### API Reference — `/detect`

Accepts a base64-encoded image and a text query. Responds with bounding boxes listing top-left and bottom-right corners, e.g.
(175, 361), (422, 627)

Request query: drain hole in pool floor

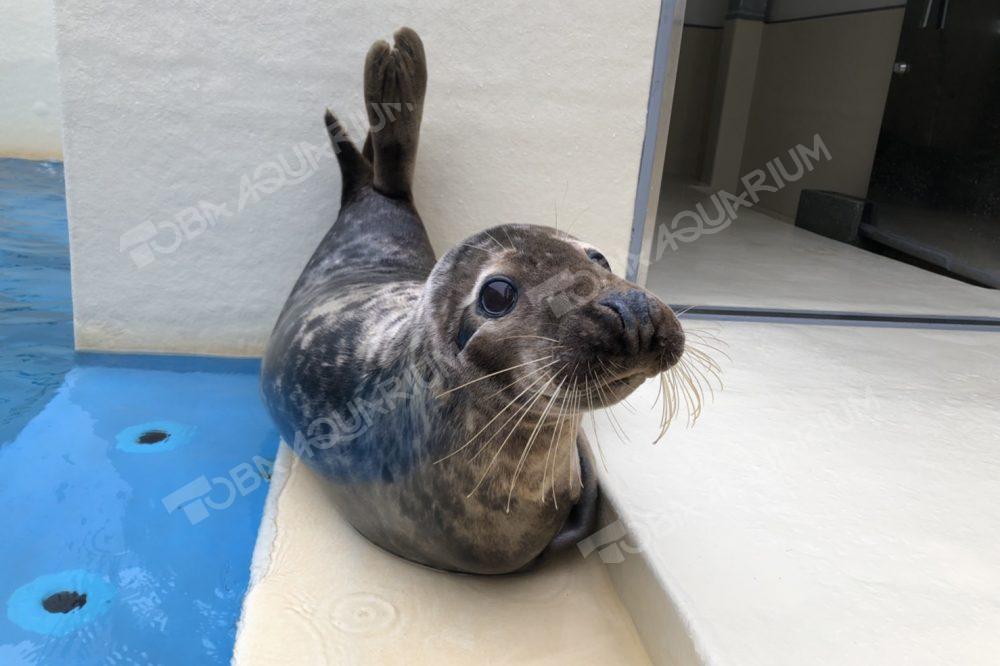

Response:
(42, 591), (88, 614)
(136, 429), (170, 445)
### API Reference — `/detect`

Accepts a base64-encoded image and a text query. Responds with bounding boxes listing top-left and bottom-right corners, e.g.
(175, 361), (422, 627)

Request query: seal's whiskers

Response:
(589, 366), (630, 444)
(436, 355), (554, 398)
(480, 359), (560, 402)
(541, 375), (574, 507)
(468, 381), (550, 463)
(550, 386), (578, 505)
(457, 242), (490, 253)
(684, 353), (716, 403)
(558, 202), (591, 237)
(598, 358), (637, 413)
(651, 331), (725, 442)
(506, 375), (566, 512)
(501, 227), (518, 251)
(673, 304), (699, 318)
(468, 376), (551, 463)
(541, 366), (579, 505)
(684, 328), (731, 361)
(482, 230), (509, 252)
(498, 334), (562, 343)
(686, 345), (726, 381)
(654, 370), (682, 442)
(585, 376), (610, 473)
(434, 369), (554, 464)
(467, 371), (560, 497)
(677, 359), (704, 426)
(567, 383), (584, 491)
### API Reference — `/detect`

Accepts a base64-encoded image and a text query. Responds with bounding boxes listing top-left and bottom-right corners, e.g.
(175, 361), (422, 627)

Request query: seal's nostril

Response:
(599, 291), (650, 332)
(598, 299), (627, 332)
(623, 290), (652, 324)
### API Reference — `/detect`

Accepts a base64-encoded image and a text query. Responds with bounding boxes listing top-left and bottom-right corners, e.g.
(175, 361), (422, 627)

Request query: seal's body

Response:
(262, 29), (685, 574)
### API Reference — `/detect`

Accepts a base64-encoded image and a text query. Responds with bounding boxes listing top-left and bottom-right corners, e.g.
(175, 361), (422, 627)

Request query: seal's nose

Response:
(596, 289), (685, 368)
(599, 289), (655, 356)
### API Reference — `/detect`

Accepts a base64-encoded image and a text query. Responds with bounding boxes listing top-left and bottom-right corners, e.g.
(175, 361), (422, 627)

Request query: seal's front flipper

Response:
(364, 27), (427, 200)
(545, 433), (600, 554)
(325, 109), (372, 205)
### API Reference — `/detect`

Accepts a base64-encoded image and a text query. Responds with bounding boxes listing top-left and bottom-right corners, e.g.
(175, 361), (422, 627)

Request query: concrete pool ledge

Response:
(235, 320), (1000, 664)
(584, 321), (1000, 665)
(233, 445), (652, 665)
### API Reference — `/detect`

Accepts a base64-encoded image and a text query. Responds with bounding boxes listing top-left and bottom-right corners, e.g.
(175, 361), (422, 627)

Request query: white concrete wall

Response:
(55, 0), (663, 356)
(1, 0), (63, 160)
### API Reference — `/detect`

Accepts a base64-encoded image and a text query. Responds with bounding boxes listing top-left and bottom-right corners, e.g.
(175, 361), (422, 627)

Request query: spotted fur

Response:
(261, 28), (684, 574)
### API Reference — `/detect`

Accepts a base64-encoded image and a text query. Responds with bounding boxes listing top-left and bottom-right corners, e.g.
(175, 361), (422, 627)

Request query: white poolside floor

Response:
(591, 321), (1000, 666)
(649, 180), (1000, 318)
(233, 446), (652, 665)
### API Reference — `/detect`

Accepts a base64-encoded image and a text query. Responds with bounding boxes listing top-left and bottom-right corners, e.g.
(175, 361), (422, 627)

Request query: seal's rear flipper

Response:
(364, 27), (427, 200)
(325, 109), (372, 205)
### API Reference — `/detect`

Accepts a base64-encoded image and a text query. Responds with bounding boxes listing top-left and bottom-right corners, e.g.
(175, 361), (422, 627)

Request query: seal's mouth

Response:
(545, 287), (687, 409)
(608, 370), (647, 389)
(570, 366), (652, 408)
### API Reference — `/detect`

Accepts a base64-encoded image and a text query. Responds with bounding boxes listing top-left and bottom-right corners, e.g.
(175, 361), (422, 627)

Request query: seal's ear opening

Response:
(324, 109), (372, 205)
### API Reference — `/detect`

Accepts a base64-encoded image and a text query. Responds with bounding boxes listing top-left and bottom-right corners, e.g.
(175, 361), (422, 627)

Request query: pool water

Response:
(0, 160), (73, 445)
(0, 159), (279, 664)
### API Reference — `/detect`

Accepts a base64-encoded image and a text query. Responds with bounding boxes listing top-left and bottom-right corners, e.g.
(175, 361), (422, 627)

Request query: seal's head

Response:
(422, 224), (685, 409)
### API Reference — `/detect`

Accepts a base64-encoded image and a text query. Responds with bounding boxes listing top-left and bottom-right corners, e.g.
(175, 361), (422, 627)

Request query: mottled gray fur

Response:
(261, 28), (684, 574)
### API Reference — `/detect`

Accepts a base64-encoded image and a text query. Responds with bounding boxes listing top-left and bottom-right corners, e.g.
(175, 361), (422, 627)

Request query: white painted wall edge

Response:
(632, 0), (688, 286)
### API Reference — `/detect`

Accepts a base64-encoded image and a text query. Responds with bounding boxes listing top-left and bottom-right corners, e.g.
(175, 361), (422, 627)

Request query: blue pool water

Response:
(0, 160), (74, 445)
(0, 159), (279, 664)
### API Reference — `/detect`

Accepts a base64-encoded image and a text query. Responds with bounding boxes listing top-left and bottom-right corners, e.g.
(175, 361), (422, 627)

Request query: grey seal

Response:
(261, 27), (686, 574)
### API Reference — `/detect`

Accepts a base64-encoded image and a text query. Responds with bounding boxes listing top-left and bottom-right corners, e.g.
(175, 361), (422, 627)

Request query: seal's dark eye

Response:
(587, 249), (611, 271)
(479, 277), (517, 317)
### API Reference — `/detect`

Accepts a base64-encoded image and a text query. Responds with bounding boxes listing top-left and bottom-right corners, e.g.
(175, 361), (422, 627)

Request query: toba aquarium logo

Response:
(655, 133), (833, 258)
(118, 203), (232, 268)
(161, 456), (273, 524)
(119, 103), (414, 268)
(577, 520), (643, 564)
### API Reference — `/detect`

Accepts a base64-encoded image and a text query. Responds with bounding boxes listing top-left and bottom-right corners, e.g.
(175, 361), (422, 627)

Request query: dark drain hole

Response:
(42, 590), (88, 614)
(136, 429), (169, 445)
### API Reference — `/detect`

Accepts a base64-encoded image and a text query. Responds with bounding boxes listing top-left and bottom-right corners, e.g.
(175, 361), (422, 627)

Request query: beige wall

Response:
(663, 26), (722, 180)
(740, 8), (904, 217)
(1, 0), (63, 160)
(56, 1), (663, 356)
(702, 19), (764, 191)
